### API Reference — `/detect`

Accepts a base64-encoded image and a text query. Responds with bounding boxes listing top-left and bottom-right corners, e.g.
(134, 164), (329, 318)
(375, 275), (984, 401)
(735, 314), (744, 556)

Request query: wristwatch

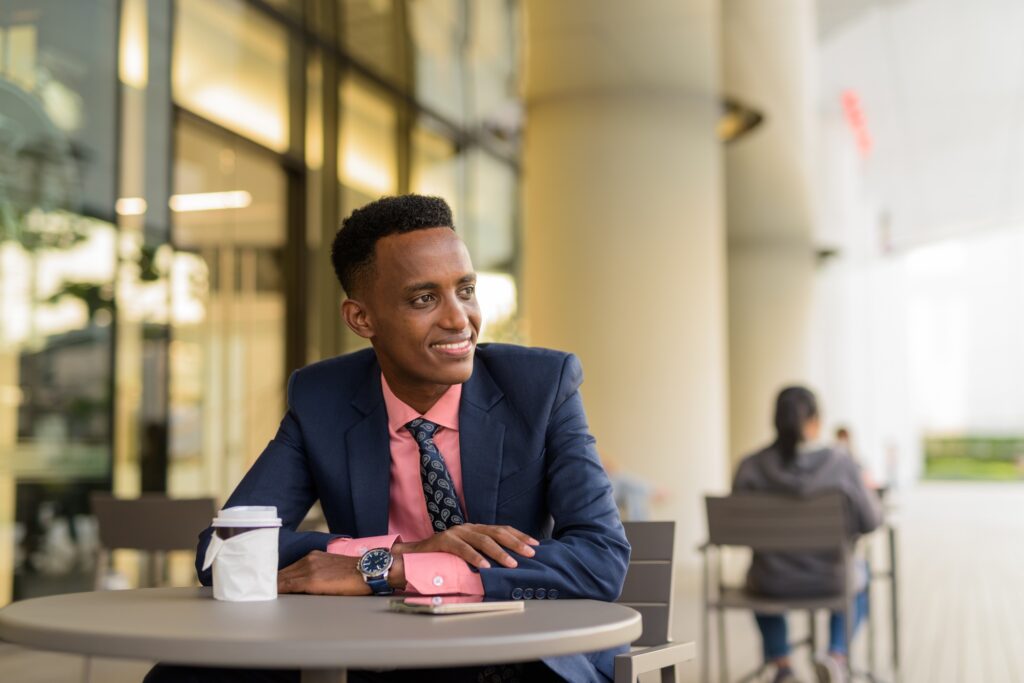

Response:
(357, 547), (395, 595)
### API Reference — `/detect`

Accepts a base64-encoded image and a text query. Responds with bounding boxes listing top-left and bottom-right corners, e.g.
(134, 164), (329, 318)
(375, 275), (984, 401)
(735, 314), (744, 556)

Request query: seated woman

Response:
(733, 386), (882, 683)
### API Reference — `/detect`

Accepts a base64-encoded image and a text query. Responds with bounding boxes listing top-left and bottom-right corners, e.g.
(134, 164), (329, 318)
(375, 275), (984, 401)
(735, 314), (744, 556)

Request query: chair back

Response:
(90, 493), (216, 552)
(704, 493), (848, 553)
(619, 521), (675, 646)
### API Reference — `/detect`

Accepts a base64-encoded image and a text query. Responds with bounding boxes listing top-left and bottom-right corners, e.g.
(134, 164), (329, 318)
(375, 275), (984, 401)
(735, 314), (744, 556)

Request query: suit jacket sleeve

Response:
(195, 371), (336, 586)
(478, 354), (631, 602)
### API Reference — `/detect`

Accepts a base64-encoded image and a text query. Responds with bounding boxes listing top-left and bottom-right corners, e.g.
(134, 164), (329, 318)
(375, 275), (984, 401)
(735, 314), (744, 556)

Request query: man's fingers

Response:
(494, 525), (540, 546)
(463, 530), (517, 568)
(492, 527), (537, 557)
(442, 535), (491, 569)
(467, 524), (537, 557)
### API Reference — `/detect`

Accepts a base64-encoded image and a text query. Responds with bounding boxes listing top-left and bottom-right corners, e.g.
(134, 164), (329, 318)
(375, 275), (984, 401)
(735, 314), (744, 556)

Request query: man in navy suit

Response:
(147, 195), (629, 683)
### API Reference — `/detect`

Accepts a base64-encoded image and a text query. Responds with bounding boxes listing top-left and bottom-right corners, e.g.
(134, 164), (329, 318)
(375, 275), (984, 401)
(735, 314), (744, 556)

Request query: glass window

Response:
(466, 0), (519, 134)
(411, 119), (463, 221)
(173, 0), (290, 152)
(465, 148), (515, 270)
(407, 0), (466, 123)
(0, 1), (118, 217)
(0, 0), (119, 603)
(339, 0), (405, 86)
(169, 119), (287, 500)
(261, 0), (304, 22)
(339, 77), (398, 198)
(305, 53), (327, 363)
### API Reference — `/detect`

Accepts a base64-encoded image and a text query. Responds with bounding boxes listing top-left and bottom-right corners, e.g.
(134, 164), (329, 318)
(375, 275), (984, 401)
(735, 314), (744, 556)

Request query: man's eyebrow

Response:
(458, 273), (477, 284)
(402, 281), (439, 295)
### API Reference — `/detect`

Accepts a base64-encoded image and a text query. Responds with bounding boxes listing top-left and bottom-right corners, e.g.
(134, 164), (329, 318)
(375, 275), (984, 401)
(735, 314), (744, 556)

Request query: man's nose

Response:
(439, 294), (470, 330)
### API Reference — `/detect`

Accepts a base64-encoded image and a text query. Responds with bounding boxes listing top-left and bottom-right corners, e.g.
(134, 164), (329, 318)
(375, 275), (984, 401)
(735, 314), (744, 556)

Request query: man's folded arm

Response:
(480, 354), (631, 602)
(195, 374), (336, 585)
(327, 536), (484, 595)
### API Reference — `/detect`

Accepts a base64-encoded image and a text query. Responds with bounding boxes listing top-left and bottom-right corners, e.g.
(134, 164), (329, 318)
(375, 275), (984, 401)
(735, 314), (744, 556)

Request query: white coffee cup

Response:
(203, 506), (282, 602)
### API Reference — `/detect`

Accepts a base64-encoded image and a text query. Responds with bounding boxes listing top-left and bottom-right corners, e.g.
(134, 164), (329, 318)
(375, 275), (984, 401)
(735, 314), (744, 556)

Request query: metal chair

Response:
(89, 493), (216, 589)
(700, 493), (862, 683)
(614, 521), (696, 683)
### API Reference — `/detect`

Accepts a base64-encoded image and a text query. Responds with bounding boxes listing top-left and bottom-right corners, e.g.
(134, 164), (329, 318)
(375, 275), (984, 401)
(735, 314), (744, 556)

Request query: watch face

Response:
(358, 548), (393, 578)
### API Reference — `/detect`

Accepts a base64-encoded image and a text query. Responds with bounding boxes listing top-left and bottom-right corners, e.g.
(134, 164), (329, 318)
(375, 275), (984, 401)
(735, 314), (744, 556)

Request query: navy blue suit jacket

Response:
(195, 343), (630, 682)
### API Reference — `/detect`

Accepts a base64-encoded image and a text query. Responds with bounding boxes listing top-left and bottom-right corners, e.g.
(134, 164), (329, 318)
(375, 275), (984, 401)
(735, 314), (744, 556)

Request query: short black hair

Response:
(331, 194), (455, 296)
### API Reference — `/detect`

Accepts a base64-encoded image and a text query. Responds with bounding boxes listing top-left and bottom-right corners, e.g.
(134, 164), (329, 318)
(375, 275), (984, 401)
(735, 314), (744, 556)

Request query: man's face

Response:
(359, 227), (481, 390)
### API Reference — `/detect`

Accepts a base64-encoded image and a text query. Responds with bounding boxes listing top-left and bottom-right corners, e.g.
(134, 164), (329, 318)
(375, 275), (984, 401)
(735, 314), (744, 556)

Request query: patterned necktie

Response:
(405, 418), (466, 532)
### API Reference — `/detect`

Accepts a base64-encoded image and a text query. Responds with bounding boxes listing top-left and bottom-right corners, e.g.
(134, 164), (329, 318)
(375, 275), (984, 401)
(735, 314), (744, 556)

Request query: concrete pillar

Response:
(521, 0), (729, 563)
(723, 0), (820, 461)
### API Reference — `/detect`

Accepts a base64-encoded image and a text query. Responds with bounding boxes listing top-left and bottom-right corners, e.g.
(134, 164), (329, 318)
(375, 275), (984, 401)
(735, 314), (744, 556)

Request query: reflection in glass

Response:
(1, 214), (116, 600)
(466, 0), (520, 136)
(173, 0), (290, 152)
(339, 78), (398, 197)
(170, 120), (286, 501)
(119, 0), (148, 89)
(340, 0), (404, 85)
(411, 120), (463, 221)
(408, 0), (466, 123)
(1, 1), (117, 216)
(305, 51), (331, 362)
(465, 149), (515, 270)
(0, 1), (119, 602)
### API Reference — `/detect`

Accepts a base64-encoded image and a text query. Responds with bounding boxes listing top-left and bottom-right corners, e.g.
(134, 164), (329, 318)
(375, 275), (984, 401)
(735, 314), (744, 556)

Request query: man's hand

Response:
(278, 551), (406, 595)
(394, 524), (539, 569)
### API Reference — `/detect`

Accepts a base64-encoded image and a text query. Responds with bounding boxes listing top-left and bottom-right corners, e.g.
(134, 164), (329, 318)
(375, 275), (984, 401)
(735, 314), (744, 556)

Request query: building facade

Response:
(0, 0), (522, 603)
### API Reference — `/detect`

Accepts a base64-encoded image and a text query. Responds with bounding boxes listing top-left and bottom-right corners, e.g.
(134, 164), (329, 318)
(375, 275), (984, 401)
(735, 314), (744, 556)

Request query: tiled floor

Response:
(672, 481), (1024, 683)
(0, 645), (153, 683)
(2, 482), (1022, 683)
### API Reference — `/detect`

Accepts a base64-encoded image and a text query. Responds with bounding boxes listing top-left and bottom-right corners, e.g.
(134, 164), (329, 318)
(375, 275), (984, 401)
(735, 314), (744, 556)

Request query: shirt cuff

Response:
(326, 534), (401, 557)
(404, 553), (485, 596)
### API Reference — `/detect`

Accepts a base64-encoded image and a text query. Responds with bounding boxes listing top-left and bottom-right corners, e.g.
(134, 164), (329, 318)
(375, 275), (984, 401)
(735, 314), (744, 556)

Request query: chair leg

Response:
(808, 610), (818, 657)
(701, 605), (711, 683)
(614, 654), (635, 683)
(867, 572), (876, 675)
(80, 655), (91, 683)
(889, 527), (900, 682)
(660, 663), (677, 683)
(93, 549), (108, 591)
(717, 608), (729, 683)
(701, 552), (711, 683)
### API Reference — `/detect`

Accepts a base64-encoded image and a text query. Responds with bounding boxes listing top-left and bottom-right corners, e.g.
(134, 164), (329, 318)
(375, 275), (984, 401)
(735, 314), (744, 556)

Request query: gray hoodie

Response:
(732, 444), (883, 597)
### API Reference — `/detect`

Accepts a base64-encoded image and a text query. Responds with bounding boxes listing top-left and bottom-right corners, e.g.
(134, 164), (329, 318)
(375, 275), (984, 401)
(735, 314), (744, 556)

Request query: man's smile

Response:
(430, 337), (475, 358)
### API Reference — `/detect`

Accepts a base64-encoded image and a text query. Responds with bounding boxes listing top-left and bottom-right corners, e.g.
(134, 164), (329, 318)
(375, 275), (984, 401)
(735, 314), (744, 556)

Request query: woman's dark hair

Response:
(773, 386), (818, 466)
(331, 194), (454, 296)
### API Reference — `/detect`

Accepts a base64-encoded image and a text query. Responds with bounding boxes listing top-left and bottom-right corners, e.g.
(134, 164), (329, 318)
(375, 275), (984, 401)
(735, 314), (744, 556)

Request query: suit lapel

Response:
(459, 356), (505, 525)
(345, 362), (391, 537)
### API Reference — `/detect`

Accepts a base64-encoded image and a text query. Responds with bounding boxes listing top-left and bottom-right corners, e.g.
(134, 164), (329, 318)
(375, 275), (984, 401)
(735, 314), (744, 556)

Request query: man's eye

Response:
(459, 286), (476, 299)
(413, 294), (436, 305)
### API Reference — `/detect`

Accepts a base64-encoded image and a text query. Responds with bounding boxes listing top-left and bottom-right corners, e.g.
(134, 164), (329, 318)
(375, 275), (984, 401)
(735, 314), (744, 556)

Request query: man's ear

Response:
(342, 298), (374, 339)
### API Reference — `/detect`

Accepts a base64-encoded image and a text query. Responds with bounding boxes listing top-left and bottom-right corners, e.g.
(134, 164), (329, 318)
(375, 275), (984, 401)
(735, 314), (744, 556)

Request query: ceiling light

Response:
(169, 191), (252, 213)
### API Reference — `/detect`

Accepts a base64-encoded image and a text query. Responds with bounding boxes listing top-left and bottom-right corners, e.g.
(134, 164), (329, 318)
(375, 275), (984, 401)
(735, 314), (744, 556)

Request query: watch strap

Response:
(365, 575), (394, 595)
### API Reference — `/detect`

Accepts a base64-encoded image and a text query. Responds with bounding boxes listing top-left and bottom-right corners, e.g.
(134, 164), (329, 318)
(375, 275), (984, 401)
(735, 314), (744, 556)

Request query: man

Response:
(147, 195), (629, 683)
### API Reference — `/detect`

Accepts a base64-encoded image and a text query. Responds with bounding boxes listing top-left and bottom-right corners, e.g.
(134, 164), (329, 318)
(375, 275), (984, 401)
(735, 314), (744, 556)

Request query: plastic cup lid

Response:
(212, 505), (282, 528)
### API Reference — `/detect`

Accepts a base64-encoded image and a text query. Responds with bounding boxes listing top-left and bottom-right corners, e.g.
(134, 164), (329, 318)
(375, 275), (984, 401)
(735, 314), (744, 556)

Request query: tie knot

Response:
(405, 418), (439, 444)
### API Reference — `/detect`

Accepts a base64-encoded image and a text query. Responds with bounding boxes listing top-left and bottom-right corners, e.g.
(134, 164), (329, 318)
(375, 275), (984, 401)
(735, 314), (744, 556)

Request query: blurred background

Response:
(1, 0), (1023, 681)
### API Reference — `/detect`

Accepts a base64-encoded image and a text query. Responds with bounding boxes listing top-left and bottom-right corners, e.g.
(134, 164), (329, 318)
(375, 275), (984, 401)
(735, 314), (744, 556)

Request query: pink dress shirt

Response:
(326, 374), (484, 596)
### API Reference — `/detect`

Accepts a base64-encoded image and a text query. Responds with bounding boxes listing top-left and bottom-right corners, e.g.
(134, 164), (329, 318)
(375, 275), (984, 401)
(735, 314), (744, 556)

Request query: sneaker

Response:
(813, 654), (847, 683)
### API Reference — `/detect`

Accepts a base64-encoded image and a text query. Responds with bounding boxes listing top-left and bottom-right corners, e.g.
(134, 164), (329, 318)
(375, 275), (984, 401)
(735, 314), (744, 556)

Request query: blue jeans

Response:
(754, 588), (869, 662)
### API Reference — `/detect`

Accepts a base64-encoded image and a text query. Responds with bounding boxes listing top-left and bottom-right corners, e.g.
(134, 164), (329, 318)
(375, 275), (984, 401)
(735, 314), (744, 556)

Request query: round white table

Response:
(0, 587), (642, 682)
